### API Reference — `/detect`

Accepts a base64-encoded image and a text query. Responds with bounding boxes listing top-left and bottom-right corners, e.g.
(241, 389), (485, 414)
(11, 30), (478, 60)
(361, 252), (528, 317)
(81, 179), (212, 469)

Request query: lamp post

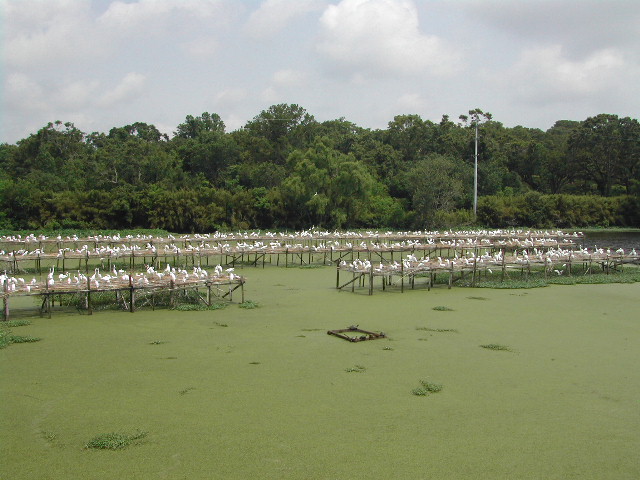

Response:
(460, 109), (490, 221)
(473, 120), (478, 218)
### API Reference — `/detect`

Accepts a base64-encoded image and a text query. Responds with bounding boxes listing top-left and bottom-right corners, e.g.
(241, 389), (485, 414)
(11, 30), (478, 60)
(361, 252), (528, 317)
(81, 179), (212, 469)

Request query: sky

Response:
(2, 0), (639, 144)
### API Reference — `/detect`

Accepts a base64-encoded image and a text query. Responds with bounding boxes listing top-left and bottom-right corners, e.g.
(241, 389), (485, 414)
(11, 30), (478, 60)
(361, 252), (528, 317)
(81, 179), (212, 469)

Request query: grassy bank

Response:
(1, 266), (639, 479)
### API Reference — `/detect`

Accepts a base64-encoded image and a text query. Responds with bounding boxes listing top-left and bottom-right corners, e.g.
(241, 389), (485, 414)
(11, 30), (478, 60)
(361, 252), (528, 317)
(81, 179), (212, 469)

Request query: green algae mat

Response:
(2, 267), (639, 479)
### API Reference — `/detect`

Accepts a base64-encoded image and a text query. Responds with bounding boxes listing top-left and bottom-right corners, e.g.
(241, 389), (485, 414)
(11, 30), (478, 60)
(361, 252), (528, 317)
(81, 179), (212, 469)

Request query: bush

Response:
(477, 194), (635, 228)
(85, 431), (147, 450)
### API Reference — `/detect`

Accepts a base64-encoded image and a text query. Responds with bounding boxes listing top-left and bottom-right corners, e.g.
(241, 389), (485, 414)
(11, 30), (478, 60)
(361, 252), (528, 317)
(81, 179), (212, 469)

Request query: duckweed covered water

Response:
(1, 266), (639, 479)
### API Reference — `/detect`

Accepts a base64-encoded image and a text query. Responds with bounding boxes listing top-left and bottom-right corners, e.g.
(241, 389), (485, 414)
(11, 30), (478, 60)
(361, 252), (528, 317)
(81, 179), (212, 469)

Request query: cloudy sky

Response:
(2, 0), (639, 143)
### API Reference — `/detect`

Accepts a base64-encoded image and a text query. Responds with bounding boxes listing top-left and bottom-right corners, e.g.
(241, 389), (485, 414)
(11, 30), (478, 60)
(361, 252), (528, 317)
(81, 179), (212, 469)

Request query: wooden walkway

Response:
(1, 237), (581, 274)
(1, 266), (245, 320)
(0, 229), (584, 248)
(336, 247), (640, 294)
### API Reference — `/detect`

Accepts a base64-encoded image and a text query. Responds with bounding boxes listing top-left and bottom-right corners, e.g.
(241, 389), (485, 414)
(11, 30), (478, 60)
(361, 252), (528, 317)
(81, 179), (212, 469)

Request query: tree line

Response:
(1, 105), (638, 232)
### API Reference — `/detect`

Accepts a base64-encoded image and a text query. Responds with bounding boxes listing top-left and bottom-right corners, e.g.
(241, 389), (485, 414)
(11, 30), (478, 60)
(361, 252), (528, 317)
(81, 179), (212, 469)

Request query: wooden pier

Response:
(336, 247), (640, 294)
(1, 267), (245, 321)
(1, 230), (582, 274)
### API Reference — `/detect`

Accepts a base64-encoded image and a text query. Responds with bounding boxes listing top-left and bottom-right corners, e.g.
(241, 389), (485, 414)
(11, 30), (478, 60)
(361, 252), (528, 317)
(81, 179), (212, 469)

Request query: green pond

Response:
(2, 266), (639, 479)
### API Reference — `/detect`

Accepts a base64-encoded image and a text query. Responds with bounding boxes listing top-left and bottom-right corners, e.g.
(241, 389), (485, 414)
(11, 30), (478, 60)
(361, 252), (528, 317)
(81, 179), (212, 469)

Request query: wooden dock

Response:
(336, 247), (640, 294)
(1, 232), (582, 274)
(1, 266), (245, 321)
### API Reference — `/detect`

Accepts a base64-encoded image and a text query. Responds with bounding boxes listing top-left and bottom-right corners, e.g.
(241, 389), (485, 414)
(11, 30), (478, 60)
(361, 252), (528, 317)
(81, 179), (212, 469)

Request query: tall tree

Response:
(540, 120), (580, 193)
(281, 138), (376, 228)
(8, 121), (88, 180)
(407, 153), (471, 226)
(174, 112), (226, 139)
(242, 104), (316, 164)
(568, 114), (640, 196)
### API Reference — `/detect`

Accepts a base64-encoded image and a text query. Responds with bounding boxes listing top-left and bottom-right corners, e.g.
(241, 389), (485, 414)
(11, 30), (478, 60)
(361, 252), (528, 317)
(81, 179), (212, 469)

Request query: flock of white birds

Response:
(2, 229), (637, 297)
(1, 230), (582, 263)
(340, 246), (638, 277)
(0, 264), (240, 295)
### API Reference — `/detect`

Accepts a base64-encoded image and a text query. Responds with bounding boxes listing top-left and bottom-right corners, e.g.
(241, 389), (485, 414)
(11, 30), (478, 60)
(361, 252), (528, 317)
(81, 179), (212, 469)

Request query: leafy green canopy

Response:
(1, 107), (637, 231)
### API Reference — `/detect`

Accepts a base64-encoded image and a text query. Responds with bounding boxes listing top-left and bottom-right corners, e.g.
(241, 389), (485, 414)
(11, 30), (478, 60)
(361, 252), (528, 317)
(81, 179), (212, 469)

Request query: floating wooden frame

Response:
(327, 325), (386, 342)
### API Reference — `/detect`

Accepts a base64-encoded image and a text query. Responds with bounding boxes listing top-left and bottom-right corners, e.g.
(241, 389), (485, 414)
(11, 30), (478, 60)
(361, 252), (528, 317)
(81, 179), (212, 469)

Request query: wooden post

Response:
(368, 265), (373, 295)
(129, 275), (135, 313)
(87, 276), (92, 315)
(472, 251), (478, 287)
(400, 262), (404, 293)
(2, 280), (8, 321)
(336, 265), (340, 289)
(567, 254), (572, 275)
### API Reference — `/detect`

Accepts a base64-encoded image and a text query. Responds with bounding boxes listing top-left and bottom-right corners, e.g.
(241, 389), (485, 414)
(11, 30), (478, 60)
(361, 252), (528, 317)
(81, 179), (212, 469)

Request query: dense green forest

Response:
(1, 105), (639, 231)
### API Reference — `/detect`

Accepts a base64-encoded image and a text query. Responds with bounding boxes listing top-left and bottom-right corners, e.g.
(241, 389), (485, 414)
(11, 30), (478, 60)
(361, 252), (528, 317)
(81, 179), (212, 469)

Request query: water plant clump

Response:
(480, 344), (512, 351)
(84, 431), (148, 450)
(173, 302), (228, 311)
(412, 380), (443, 396)
(0, 327), (41, 349)
(239, 300), (260, 309)
(8, 335), (41, 344)
(5, 320), (31, 327)
(432, 306), (454, 311)
(345, 365), (366, 373)
(416, 327), (458, 333)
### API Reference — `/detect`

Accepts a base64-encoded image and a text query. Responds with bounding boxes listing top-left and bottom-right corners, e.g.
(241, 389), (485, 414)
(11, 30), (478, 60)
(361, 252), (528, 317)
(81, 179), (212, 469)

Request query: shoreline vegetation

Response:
(1, 110), (638, 232)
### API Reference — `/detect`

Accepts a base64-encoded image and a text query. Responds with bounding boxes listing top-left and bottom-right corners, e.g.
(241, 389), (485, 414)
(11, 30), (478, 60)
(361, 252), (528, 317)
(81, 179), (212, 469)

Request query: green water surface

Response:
(1, 266), (639, 479)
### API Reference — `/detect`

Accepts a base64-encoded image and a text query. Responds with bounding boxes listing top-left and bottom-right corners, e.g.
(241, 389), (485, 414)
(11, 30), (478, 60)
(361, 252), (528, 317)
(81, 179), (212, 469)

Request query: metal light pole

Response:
(473, 120), (478, 218)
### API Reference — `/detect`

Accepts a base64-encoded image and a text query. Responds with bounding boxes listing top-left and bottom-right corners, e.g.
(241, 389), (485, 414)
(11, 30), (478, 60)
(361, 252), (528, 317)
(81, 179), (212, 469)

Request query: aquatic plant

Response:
(412, 380), (443, 396)
(85, 431), (148, 450)
(480, 344), (512, 351)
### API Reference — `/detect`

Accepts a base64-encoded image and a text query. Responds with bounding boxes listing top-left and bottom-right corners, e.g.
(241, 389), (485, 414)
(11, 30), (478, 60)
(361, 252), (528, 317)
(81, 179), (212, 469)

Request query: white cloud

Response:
(4, 0), (104, 69)
(2, 0), (638, 144)
(4, 73), (47, 111)
(223, 113), (247, 132)
(396, 93), (426, 112)
(466, 0), (640, 58)
(272, 69), (307, 88)
(183, 37), (219, 59)
(260, 86), (280, 104)
(97, 0), (226, 33)
(54, 80), (101, 110)
(245, 0), (323, 38)
(215, 88), (248, 107)
(506, 46), (627, 104)
(97, 0), (173, 32)
(97, 72), (147, 107)
(317, 0), (461, 77)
